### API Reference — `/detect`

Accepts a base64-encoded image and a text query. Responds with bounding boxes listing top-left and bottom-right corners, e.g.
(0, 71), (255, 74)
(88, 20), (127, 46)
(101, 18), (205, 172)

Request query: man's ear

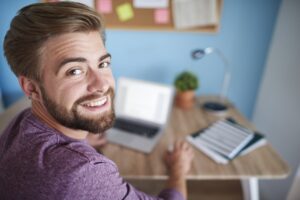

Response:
(18, 76), (41, 101)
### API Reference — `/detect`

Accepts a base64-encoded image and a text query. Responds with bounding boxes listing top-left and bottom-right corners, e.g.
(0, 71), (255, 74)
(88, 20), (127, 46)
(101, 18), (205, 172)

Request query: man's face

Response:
(39, 31), (115, 133)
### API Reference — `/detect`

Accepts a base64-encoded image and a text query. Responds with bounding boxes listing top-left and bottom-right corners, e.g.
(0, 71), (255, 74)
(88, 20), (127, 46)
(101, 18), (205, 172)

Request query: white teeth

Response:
(83, 97), (107, 107)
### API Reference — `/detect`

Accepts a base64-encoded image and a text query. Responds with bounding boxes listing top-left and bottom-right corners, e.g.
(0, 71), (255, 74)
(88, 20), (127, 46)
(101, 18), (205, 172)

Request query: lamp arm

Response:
(213, 48), (231, 99)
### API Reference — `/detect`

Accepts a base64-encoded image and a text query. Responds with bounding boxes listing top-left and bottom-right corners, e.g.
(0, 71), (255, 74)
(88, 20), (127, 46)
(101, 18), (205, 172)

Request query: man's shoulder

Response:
(0, 107), (31, 135)
(55, 141), (115, 167)
(1, 106), (116, 171)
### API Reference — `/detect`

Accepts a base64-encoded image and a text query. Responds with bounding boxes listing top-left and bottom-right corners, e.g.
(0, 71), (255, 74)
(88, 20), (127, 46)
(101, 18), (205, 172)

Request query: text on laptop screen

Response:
(116, 78), (174, 125)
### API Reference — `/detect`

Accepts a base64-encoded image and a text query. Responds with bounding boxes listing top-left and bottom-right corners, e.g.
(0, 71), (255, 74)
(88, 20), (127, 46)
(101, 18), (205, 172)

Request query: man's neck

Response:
(31, 100), (88, 140)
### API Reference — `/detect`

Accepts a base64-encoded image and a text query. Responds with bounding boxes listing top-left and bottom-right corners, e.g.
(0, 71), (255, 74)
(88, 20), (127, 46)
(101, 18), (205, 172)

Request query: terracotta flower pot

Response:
(175, 90), (195, 109)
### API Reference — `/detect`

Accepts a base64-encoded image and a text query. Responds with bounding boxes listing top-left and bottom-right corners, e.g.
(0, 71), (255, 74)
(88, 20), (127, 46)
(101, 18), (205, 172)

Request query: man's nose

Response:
(87, 69), (109, 94)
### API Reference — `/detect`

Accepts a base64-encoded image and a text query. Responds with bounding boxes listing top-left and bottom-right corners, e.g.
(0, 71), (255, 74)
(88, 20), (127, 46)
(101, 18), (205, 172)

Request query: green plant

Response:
(174, 71), (199, 92)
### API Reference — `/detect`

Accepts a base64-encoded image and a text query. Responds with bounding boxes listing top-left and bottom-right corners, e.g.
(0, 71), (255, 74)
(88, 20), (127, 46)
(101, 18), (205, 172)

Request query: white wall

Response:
(252, 0), (300, 199)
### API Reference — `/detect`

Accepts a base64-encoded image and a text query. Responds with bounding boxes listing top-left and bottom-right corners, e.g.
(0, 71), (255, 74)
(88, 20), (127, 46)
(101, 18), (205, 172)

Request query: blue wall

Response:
(0, 0), (37, 107)
(0, 0), (281, 119)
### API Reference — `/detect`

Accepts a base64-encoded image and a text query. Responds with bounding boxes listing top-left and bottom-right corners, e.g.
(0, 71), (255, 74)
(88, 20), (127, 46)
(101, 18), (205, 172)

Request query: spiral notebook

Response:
(187, 119), (261, 164)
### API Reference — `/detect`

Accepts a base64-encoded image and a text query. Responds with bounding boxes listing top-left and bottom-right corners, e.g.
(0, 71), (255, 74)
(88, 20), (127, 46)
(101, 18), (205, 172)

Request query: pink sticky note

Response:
(96, 0), (112, 14)
(154, 9), (169, 24)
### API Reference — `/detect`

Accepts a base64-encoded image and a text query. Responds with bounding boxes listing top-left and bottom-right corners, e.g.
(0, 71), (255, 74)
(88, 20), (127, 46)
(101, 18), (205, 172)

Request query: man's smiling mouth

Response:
(80, 96), (108, 107)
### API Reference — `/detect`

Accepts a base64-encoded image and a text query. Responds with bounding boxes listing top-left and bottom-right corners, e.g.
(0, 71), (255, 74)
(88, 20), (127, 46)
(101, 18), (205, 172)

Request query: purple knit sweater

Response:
(0, 108), (184, 200)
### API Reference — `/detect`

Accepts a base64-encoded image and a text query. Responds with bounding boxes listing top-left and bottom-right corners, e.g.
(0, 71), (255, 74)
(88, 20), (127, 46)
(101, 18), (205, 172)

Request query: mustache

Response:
(75, 87), (114, 105)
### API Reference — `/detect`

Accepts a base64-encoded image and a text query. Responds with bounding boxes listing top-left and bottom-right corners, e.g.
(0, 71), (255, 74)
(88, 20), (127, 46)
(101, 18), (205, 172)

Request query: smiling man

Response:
(0, 2), (193, 200)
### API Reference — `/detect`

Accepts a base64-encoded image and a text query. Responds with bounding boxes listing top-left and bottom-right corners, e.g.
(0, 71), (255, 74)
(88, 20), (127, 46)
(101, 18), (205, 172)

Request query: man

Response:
(0, 2), (194, 200)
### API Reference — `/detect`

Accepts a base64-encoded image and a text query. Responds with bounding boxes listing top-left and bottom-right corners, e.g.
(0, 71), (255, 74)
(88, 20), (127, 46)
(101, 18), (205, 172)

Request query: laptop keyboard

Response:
(113, 118), (159, 138)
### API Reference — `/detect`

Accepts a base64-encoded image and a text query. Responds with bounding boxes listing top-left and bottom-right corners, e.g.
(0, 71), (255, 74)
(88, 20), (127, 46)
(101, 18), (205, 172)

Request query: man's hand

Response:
(165, 140), (194, 199)
(166, 140), (194, 176)
(86, 132), (107, 149)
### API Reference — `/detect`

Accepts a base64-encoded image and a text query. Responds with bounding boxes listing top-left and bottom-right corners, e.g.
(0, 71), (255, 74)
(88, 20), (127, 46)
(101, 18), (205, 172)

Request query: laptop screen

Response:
(115, 78), (174, 125)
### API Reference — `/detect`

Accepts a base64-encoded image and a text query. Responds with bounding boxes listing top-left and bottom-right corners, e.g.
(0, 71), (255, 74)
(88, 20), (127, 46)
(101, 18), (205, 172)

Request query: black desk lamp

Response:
(191, 47), (231, 113)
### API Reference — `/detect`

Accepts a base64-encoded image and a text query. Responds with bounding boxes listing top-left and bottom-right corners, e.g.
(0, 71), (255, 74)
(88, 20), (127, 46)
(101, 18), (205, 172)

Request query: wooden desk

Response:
(102, 96), (289, 200)
(0, 97), (289, 200)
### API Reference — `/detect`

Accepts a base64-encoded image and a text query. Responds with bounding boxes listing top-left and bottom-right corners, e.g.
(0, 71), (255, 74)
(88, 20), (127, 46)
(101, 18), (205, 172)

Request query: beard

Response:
(40, 86), (115, 134)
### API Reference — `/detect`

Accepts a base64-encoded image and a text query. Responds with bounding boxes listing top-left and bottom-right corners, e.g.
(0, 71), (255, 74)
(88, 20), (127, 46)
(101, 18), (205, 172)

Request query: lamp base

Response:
(202, 102), (228, 113)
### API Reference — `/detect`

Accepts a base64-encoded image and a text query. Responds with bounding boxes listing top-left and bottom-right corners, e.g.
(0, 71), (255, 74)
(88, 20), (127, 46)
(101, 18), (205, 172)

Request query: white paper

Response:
(133, 0), (168, 9)
(172, 0), (218, 29)
(123, 86), (160, 123)
(117, 79), (173, 124)
(65, 0), (94, 9)
(187, 136), (228, 164)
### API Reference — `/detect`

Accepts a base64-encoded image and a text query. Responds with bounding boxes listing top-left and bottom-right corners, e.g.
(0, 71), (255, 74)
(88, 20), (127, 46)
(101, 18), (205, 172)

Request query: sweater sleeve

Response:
(63, 156), (184, 200)
(130, 184), (185, 200)
(158, 188), (185, 200)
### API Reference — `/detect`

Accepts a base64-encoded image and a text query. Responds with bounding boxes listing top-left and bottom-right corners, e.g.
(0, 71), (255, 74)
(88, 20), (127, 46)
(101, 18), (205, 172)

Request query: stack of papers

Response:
(187, 119), (266, 164)
(172, 0), (218, 29)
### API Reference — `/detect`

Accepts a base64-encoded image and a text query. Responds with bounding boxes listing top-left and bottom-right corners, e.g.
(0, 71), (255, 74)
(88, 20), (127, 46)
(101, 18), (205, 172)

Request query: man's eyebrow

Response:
(100, 53), (111, 62)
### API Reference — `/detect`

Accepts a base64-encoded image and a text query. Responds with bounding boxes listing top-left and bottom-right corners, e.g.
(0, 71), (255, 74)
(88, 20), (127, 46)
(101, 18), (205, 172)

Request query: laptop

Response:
(107, 77), (174, 153)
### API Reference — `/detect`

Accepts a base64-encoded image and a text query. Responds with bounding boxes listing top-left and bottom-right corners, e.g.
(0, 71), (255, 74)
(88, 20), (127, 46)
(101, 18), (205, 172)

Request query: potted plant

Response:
(174, 71), (199, 109)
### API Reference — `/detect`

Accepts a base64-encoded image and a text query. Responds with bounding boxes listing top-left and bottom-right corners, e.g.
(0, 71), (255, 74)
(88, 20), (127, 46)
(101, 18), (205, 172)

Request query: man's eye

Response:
(68, 69), (83, 76)
(99, 62), (111, 69)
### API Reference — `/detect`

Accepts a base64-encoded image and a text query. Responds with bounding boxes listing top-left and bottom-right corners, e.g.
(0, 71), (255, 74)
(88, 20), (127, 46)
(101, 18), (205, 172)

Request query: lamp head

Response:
(191, 47), (214, 60)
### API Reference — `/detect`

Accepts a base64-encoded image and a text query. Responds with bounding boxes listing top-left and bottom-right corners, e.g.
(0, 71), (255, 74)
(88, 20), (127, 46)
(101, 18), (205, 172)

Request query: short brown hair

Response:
(4, 2), (106, 81)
